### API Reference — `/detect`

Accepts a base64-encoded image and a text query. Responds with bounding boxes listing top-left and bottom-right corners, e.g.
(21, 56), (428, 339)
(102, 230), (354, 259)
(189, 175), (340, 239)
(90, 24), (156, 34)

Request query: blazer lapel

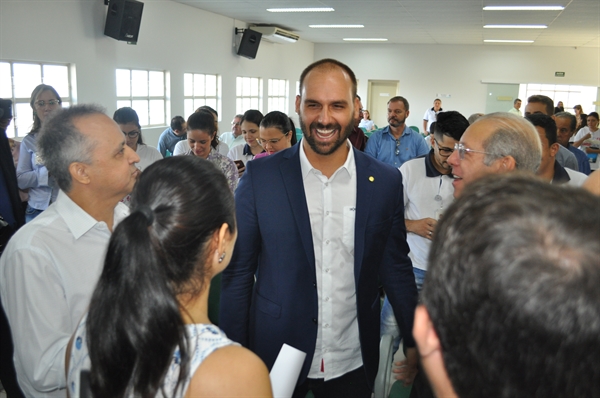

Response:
(280, 146), (316, 272)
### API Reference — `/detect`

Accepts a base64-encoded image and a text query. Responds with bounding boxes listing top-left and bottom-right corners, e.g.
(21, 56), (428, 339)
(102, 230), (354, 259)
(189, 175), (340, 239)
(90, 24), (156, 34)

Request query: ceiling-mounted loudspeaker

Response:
(104, 0), (144, 45)
(236, 28), (262, 59)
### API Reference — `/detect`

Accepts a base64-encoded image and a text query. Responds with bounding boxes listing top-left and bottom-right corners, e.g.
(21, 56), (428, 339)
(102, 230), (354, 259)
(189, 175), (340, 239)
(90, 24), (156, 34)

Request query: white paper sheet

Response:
(269, 343), (307, 398)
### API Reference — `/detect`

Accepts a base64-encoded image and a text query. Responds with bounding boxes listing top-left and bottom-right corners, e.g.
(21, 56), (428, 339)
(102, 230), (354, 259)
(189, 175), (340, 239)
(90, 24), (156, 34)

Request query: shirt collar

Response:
(54, 190), (123, 239)
(383, 125), (412, 138)
(299, 140), (355, 180)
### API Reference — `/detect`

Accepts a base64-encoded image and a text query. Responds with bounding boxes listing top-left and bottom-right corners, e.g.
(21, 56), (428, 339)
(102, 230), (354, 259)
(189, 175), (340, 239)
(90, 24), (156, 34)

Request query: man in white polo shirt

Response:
(422, 98), (443, 135)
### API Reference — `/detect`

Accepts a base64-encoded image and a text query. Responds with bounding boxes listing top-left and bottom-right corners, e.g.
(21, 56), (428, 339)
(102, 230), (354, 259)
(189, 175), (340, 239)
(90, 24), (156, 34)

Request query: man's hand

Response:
(392, 347), (418, 386)
(406, 218), (437, 240)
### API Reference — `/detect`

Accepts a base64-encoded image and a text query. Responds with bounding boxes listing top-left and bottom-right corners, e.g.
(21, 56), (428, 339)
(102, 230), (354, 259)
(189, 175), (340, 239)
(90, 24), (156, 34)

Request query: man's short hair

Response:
(423, 173), (600, 397)
(433, 111), (469, 142)
(467, 113), (484, 125)
(299, 58), (357, 99)
(170, 116), (185, 131)
(38, 104), (103, 192)
(474, 112), (541, 173)
(554, 112), (577, 133)
(387, 96), (409, 111)
(526, 113), (557, 146)
(527, 94), (554, 115)
(514, 98), (521, 105)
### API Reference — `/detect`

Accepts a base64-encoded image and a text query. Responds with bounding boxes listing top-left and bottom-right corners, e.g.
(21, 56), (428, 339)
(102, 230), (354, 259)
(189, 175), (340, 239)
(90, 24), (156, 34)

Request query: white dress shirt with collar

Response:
(0, 190), (128, 397)
(299, 141), (362, 380)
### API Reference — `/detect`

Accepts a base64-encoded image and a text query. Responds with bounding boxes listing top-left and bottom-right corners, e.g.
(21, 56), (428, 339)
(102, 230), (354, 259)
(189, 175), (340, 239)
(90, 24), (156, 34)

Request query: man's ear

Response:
(295, 95), (301, 114)
(69, 162), (91, 186)
(549, 142), (559, 158)
(495, 155), (517, 173)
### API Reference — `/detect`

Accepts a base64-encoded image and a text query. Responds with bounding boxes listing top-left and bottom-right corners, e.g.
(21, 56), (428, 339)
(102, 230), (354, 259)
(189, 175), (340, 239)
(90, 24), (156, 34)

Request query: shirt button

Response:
(313, 282), (317, 288)
(325, 240), (330, 244)
(312, 318), (317, 324)
(326, 211), (329, 215)
(325, 182), (328, 186)
(326, 268), (330, 273)
(325, 297), (329, 301)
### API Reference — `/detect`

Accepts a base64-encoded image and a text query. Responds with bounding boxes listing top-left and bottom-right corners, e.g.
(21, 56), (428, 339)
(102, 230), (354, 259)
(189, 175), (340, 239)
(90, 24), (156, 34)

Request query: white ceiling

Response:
(174, 0), (600, 47)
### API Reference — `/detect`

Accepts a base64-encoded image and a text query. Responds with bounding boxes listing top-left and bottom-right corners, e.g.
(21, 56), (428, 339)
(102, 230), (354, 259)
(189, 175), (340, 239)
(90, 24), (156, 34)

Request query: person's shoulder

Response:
(186, 345), (271, 398)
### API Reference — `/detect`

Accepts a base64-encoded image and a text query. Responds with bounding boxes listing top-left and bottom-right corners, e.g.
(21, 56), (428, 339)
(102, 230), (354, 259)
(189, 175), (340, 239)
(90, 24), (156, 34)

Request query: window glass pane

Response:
(116, 69), (131, 97)
(117, 100), (131, 110)
(15, 103), (33, 135)
(131, 70), (148, 97)
(250, 78), (259, 96)
(268, 79), (273, 95)
(0, 62), (12, 98)
(132, 100), (149, 126)
(43, 65), (69, 96)
(206, 75), (216, 96)
(243, 78), (250, 96)
(6, 122), (15, 139)
(250, 98), (258, 109)
(14, 63), (41, 98)
(242, 98), (251, 113)
(194, 75), (205, 96)
(184, 73), (193, 97)
(194, 98), (205, 110)
(184, 99), (194, 119)
(206, 98), (217, 110)
(149, 100), (164, 125)
(61, 102), (70, 108)
(149, 71), (164, 96)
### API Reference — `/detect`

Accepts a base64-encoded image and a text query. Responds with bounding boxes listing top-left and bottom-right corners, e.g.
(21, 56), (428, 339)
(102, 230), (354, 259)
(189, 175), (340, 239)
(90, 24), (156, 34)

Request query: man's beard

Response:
(299, 117), (354, 156)
(388, 116), (405, 128)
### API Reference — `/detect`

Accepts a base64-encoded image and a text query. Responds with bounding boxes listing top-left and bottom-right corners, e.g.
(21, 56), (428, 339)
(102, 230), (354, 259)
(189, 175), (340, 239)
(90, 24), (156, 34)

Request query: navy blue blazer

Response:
(220, 143), (417, 388)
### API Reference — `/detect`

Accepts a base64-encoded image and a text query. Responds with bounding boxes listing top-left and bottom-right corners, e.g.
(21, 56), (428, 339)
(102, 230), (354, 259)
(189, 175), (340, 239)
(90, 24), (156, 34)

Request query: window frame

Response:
(183, 72), (222, 121)
(236, 76), (263, 115)
(115, 68), (168, 128)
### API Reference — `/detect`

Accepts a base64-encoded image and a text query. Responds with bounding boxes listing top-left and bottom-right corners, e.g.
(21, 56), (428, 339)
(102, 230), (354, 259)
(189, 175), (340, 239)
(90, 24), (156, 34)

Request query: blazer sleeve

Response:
(219, 160), (261, 346)
(379, 170), (418, 348)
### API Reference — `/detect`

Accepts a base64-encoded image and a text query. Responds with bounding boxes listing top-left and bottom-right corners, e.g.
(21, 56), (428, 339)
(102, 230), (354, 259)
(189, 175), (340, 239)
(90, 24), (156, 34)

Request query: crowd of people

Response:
(0, 59), (599, 398)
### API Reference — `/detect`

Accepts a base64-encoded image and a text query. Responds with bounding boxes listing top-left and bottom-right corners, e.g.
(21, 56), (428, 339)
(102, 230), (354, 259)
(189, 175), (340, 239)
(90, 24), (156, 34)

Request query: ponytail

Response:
(87, 209), (189, 397)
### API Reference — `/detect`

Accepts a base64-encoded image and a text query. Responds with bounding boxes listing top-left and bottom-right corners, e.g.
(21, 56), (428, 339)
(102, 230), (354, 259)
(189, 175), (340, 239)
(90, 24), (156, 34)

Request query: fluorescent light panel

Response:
(267, 7), (334, 12)
(484, 24), (547, 28)
(310, 24), (364, 28)
(343, 38), (388, 42)
(484, 39), (534, 43)
(483, 6), (564, 11)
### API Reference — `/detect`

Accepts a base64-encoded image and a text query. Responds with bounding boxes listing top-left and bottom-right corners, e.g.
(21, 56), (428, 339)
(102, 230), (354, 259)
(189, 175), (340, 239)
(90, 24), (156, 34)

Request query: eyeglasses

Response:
(258, 132), (289, 146)
(232, 122), (241, 126)
(122, 130), (140, 138)
(434, 139), (454, 156)
(454, 143), (493, 160)
(395, 139), (400, 156)
(34, 99), (60, 107)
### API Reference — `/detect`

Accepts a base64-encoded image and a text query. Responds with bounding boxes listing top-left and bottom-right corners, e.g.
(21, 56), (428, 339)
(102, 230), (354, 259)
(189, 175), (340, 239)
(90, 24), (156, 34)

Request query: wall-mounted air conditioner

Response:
(251, 26), (299, 44)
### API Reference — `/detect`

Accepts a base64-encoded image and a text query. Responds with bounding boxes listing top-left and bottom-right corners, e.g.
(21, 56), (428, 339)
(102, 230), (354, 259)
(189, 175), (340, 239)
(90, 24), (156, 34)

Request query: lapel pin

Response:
(369, 176), (374, 182)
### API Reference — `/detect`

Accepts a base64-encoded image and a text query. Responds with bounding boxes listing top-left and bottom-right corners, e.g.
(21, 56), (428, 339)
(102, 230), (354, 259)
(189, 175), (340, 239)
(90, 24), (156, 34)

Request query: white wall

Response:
(0, 0), (314, 145)
(315, 43), (600, 127)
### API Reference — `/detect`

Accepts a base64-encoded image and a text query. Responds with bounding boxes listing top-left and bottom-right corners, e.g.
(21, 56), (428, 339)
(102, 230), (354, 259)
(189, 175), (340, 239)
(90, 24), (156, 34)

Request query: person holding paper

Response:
(220, 59), (418, 397)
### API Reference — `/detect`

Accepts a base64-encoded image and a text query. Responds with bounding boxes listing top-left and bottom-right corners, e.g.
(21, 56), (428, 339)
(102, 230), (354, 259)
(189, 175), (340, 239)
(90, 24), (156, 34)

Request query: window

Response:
(519, 83), (598, 114)
(183, 73), (221, 120)
(267, 79), (288, 113)
(116, 68), (167, 127)
(0, 61), (73, 138)
(236, 76), (263, 115)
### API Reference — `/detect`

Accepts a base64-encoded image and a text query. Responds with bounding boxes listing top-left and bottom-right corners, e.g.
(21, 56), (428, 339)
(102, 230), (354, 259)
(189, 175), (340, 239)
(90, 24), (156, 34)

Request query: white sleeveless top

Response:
(67, 314), (237, 397)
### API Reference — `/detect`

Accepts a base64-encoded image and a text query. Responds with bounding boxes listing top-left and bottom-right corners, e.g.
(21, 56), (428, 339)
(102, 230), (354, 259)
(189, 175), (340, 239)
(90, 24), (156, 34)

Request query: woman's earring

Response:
(218, 252), (226, 263)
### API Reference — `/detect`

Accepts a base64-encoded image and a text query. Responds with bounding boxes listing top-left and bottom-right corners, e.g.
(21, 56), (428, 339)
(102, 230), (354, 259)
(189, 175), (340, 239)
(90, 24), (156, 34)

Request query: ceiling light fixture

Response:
(343, 38), (388, 42)
(484, 39), (534, 43)
(483, 6), (564, 11)
(484, 24), (547, 28)
(310, 24), (364, 28)
(267, 7), (334, 12)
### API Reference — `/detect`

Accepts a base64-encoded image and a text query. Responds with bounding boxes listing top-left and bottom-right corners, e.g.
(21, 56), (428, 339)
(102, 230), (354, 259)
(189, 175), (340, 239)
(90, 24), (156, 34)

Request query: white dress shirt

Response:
(0, 190), (128, 397)
(299, 141), (362, 380)
(219, 131), (246, 149)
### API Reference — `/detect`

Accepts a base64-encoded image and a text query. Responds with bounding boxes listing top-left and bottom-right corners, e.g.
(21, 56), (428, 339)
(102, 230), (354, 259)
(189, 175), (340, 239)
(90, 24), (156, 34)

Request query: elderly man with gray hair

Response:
(447, 112), (542, 197)
(0, 105), (140, 397)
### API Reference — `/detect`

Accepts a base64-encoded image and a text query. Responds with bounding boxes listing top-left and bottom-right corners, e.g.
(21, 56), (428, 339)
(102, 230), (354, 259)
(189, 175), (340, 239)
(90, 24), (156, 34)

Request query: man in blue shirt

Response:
(157, 116), (186, 157)
(365, 96), (429, 168)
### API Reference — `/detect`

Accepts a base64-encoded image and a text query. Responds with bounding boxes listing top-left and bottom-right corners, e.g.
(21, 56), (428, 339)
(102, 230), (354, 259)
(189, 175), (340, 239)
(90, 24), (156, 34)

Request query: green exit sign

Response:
(555, 71), (565, 77)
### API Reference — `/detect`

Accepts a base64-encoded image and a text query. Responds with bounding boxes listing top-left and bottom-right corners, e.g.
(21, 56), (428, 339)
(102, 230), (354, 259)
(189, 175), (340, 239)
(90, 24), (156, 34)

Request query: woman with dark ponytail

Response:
(65, 156), (272, 397)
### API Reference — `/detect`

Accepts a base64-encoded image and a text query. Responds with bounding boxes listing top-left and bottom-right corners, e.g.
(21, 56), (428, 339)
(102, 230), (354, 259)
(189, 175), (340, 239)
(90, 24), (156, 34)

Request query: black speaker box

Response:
(104, 0), (144, 44)
(237, 29), (262, 59)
